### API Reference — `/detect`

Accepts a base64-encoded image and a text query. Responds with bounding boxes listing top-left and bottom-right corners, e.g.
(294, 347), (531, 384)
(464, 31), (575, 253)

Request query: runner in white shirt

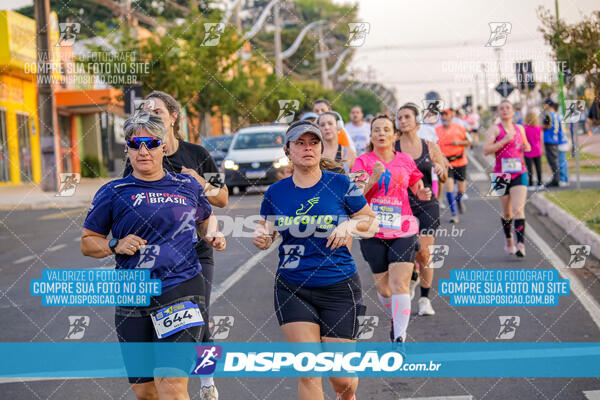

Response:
(344, 105), (371, 155)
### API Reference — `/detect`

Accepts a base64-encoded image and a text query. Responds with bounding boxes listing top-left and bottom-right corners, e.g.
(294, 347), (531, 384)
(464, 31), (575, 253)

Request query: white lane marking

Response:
(584, 390), (600, 400)
(469, 172), (488, 181)
(469, 151), (487, 173)
(13, 244), (67, 264)
(212, 239), (280, 303)
(471, 150), (600, 330)
(399, 396), (473, 400)
(47, 244), (67, 252)
(13, 255), (36, 264)
(528, 226), (600, 330)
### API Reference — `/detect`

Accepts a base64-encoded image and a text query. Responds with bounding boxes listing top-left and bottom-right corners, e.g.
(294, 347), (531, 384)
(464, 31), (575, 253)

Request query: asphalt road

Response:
(1, 153), (600, 399)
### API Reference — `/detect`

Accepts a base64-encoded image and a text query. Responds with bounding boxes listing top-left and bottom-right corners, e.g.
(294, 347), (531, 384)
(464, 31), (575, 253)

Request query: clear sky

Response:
(350, 0), (598, 108)
(5, 0), (597, 109)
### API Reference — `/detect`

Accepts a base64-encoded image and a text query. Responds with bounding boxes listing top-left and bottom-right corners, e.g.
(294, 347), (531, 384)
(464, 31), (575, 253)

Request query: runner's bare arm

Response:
(327, 204), (378, 249)
(81, 228), (146, 258)
(409, 180), (432, 201)
(198, 213), (226, 251)
(427, 141), (448, 182)
(517, 124), (531, 153)
(181, 166), (229, 208)
(346, 146), (357, 170)
(253, 218), (278, 250)
(483, 125), (502, 155)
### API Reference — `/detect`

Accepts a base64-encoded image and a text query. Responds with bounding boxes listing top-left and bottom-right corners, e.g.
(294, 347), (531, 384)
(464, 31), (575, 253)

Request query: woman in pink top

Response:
(523, 111), (543, 187)
(483, 100), (531, 257)
(352, 115), (431, 344)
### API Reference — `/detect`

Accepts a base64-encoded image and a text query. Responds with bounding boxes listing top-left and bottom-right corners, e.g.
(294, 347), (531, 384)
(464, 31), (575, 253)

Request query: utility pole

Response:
(474, 73), (479, 111)
(494, 47), (503, 81)
(34, 0), (58, 191)
(317, 25), (331, 89)
(481, 63), (490, 110)
(273, 2), (283, 77)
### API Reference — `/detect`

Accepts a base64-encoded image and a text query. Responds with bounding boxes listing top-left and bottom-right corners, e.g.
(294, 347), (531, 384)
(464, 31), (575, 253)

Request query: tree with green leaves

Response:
(538, 8), (600, 102)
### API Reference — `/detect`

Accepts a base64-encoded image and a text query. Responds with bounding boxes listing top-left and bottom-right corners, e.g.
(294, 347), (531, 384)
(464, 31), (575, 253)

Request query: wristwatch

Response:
(108, 238), (119, 254)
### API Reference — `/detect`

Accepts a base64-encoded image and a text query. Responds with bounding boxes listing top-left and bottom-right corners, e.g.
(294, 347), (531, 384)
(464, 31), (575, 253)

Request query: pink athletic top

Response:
(352, 151), (423, 239)
(524, 125), (542, 158)
(494, 123), (527, 179)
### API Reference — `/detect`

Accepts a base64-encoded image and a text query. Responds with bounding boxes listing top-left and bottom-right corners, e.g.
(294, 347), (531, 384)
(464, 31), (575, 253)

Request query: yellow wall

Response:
(0, 11), (40, 185)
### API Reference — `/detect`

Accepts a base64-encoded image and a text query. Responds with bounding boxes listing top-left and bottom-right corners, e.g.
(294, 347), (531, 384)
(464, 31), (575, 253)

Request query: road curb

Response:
(529, 192), (600, 261)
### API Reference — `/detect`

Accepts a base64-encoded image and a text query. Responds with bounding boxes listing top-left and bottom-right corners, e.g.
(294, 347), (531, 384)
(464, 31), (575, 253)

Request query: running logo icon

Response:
(296, 197), (319, 215)
(136, 245), (160, 268)
(564, 100), (586, 123)
(201, 23), (225, 46)
(192, 345), (222, 375)
(346, 22), (370, 47)
(172, 210), (196, 239)
(281, 245), (304, 269)
(57, 22), (80, 46)
(356, 316), (379, 340)
(487, 173), (511, 196)
(210, 316), (235, 340)
(567, 245), (590, 268)
(65, 316), (90, 340)
(133, 193), (146, 207)
(56, 173), (81, 197)
(204, 173), (225, 197)
(427, 245), (449, 269)
(421, 100), (445, 124)
(276, 100), (300, 124)
(496, 316), (520, 340)
(485, 22), (512, 47)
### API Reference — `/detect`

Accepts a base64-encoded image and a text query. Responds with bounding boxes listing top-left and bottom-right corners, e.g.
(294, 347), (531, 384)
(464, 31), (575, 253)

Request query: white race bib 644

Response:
(151, 301), (204, 339)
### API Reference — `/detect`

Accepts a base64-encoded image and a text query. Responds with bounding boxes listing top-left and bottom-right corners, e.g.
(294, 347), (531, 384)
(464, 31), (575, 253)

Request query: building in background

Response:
(0, 10), (41, 185)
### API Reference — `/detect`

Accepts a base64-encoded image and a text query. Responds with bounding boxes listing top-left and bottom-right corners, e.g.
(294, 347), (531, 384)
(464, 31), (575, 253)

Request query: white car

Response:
(223, 124), (290, 194)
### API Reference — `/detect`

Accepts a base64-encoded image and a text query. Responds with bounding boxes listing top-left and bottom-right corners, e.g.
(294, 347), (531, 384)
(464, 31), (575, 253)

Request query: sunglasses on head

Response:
(126, 137), (163, 150)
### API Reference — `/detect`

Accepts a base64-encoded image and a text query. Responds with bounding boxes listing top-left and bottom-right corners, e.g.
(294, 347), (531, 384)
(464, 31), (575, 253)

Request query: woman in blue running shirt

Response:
(81, 112), (225, 400)
(253, 120), (379, 400)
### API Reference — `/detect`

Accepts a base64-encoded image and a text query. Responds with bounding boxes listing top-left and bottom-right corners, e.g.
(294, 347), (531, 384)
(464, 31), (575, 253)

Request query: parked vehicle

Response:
(201, 134), (235, 170)
(223, 124), (289, 194)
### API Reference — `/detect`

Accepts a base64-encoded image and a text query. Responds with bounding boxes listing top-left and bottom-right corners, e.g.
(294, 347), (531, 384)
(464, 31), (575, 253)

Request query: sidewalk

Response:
(0, 178), (109, 210)
(579, 133), (600, 157)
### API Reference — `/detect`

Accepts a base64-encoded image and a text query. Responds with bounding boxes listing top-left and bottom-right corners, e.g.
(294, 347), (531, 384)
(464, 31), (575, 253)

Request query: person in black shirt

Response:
(586, 100), (600, 134)
(123, 91), (227, 400)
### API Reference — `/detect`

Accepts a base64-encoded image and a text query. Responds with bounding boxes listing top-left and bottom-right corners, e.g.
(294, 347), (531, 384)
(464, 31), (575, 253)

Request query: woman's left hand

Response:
(433, 162), (444, 176)
(326, 222), (353, 250)
(417, 187), (432, 201)
(206, 231), (226, 251)
(181, 166), (206, 186)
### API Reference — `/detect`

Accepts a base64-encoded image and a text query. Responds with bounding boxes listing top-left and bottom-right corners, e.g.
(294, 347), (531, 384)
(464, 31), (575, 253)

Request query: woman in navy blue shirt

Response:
(253, 120), (379, 400)
(81, 112), (225, 400)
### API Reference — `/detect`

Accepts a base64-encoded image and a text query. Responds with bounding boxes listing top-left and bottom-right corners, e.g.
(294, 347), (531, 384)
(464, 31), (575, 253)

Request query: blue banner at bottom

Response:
(1, 342), (600, 378)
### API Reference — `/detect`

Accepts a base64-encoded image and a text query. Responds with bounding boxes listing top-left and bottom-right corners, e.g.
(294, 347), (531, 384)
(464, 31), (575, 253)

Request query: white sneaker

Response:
(410, 276), (420, 300)
(559, 181), (569, 187)
(201, 385), (219, 400)
(418, 297), (435, 316)
(527, 185), (537, 191)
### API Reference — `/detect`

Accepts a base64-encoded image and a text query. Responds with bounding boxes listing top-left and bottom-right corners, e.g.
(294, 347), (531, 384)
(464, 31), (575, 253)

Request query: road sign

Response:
(495, 80), (515, 98)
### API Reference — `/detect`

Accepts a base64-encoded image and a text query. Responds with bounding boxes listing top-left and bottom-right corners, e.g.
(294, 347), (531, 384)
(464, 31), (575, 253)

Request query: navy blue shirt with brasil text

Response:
(260, 171), (367, 287)
(83, 172), (212, 292)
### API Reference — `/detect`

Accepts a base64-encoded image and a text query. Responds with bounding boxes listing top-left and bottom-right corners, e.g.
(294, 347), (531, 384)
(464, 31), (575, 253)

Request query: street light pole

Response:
(273, 2), (283, 77)
(318, 25), (331, 89)
(34, 0), (58, 191)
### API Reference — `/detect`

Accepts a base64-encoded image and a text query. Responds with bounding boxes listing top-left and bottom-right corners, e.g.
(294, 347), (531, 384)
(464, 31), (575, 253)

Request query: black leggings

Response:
(525, 156), (542, 186)
(200, 262), (214, 342)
